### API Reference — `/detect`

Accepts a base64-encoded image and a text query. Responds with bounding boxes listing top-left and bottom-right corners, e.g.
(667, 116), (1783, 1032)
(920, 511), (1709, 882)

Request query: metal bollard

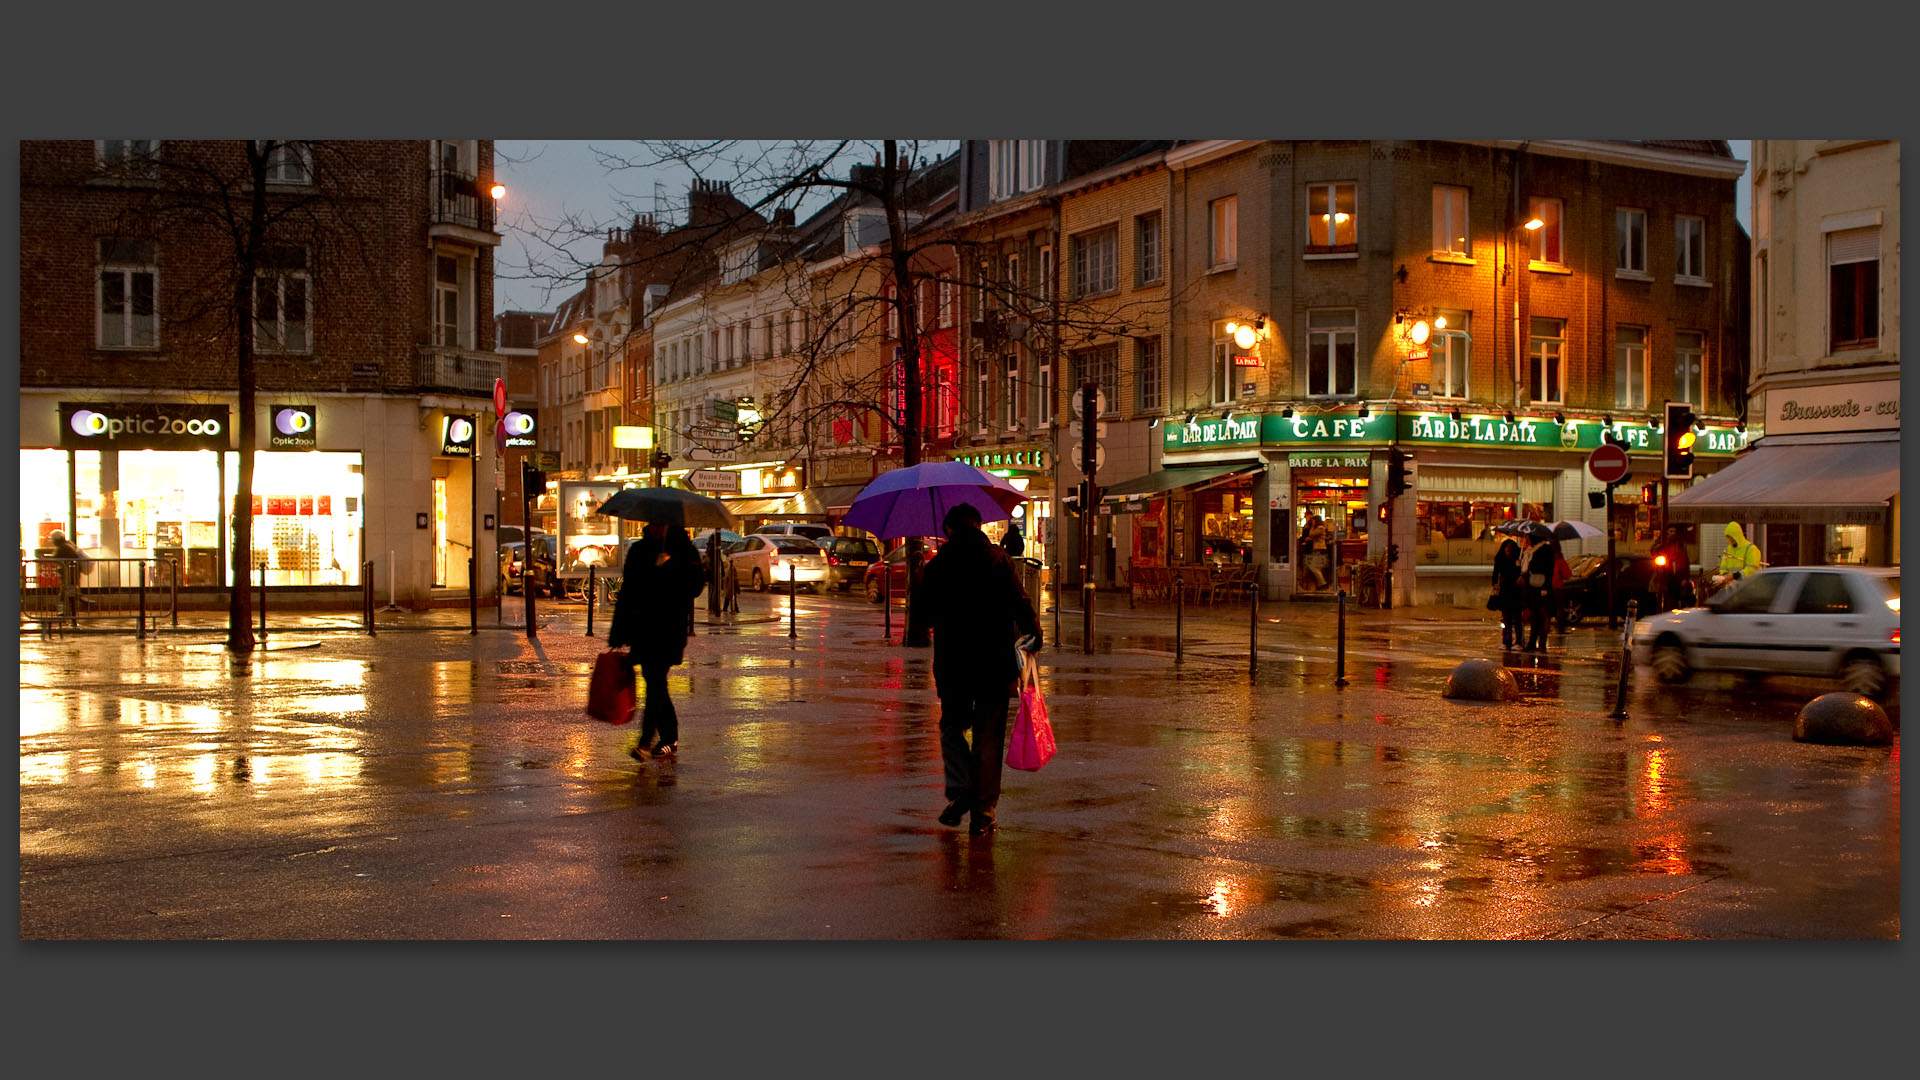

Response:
(469, 557), (477, 635)
(789, 562), (797, 641)
(1174, 569), (1184, 666)
(1248, 582), (1258, 676)
(258, 565), (267, 648)
(586, 565), (596, 637)
(364, 562), (376, 636)
(1335, 589), (1348, 687)
(1609, 600), (1637, 719)
(137, 568), (147, 641)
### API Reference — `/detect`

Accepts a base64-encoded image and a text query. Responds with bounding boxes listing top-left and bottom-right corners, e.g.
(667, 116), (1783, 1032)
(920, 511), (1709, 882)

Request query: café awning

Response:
(1666, 437), (1898, 525)
(1100, 461), (1262, 502)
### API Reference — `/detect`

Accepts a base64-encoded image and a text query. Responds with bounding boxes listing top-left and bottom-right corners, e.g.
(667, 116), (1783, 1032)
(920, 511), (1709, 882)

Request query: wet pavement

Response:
(17, 589), (1901, 939)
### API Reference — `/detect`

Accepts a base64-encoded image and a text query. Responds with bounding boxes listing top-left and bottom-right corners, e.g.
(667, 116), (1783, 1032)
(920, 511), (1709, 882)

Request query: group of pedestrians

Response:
(1490, 533), (1568, 651)
(606, 504), (1042, 837)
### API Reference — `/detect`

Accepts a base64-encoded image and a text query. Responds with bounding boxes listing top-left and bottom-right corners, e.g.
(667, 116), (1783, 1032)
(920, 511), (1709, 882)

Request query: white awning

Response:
(1666, 438), (1898, 525)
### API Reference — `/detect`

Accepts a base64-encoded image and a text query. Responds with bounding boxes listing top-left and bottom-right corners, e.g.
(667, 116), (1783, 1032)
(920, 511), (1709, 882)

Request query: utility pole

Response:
(1080, 381), (1098, 654)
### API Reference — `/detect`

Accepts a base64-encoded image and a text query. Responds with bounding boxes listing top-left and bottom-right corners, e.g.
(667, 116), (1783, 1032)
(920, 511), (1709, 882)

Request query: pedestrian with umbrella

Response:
(599, 488), (730, 762)
(1491, 536), (1525, 649)
(1519, 524), (1558, 652)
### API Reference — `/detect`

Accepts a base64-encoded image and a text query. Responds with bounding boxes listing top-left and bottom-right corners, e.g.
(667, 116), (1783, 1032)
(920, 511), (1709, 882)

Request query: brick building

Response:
(19, 139), (506, 608)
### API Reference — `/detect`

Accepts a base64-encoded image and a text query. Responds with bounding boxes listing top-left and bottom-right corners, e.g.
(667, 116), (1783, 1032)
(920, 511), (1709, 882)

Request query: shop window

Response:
(1413, 498), (1517, 566)
(254, 246), (312, 354)
(98, 239), (158, 350)
(1306, 309), (1358, 398)
(1614, 325), (1647, 410)
(1825, 524), (1869, 566)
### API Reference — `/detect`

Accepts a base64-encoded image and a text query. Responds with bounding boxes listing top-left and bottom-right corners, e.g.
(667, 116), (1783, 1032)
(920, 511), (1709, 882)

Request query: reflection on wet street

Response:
(17, 596), (1900, 939)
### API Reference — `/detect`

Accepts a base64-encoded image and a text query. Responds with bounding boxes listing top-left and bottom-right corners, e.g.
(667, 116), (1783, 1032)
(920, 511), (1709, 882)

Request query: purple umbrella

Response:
(841, 461), (1028, 539)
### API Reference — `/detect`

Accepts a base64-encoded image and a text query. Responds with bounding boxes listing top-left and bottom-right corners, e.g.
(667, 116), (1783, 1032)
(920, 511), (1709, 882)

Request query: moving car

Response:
(1630, 566), (1900, 699)
(728, 534), (829, 592)
(1558, 553), (1662, 627)
(753, 522), (834, 542)
(499, 533), (559, 597)
(820, 535), (882, 592)
(863, 538), (943, 603)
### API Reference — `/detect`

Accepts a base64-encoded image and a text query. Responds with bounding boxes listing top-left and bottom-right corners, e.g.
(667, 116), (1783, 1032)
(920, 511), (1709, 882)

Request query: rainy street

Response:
(16, 592), (1901, 940)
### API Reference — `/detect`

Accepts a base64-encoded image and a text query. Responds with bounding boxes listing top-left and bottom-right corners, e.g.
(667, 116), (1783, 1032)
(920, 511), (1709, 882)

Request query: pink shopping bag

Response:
(586, 649), (636, 725)
(1006, 653), (1056, 771)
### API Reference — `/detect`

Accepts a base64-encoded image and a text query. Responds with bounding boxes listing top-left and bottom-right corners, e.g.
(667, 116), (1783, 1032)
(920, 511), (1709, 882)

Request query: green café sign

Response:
(1164, 407), (1748, 456)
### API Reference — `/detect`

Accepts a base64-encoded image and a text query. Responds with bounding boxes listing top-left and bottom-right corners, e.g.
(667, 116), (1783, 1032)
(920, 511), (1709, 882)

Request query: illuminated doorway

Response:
(433, 477), (449, 587)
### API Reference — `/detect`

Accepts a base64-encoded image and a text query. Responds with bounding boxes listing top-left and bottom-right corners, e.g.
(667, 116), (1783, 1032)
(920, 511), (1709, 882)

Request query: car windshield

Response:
(768, 536), (820, 551)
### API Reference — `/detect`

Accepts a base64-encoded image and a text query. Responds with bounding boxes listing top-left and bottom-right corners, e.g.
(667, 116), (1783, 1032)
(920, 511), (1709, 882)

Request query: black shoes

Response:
(628, 745), (651, 763)
(968, 811), (996, 836)
(938, 799), (971, 827)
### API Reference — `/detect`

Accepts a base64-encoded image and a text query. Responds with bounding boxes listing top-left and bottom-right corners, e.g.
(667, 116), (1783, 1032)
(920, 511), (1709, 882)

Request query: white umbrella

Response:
(1548, 519), (1605, 542)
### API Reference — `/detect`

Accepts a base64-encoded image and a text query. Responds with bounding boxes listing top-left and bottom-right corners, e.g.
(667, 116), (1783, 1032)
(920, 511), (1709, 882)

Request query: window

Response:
(1136, 336), (1163, 412)
(1211, 332), (1234, 406)
(1072, 345), (1119, 416)
(1209, 196), (1238, 266)
(1432, 310), (1469, 398)
(1794, 572), (1857, 614)
(1306, 310), (1358, 398)
(886, 286), (899, 340)
(934, 368), (956, 439)
(938, 281), (954, 328)
(1038, 245), (1053, 304)
(1828, 226), (1879, 352)
(1528, 317), (1566, 404)
(1675, 331), (1705, 407)
(1035, 352), (1053, 426)
(1614, 325), (1648, 410)
(1003, 354), (1023, 430)
(988, 140), (1045, 200)
(1136, 211), (1163, 284)
(97, 239), (157, 349)
(1528, 197), (1564, 265)
(1306, 182), (1356, 251)
(1616, 208), (1647, 274)
(98, 140), (158, 168)
(1005, 255), (1021, 309)
(1675, 215), (1706, 281)
(975, 357), (991, 432)
(1071, 226), (1117, 297)
(259, 141), (312, 184)
(1721, 572), (1784, 615)
(256, 246), (312, 353)
(1432, 186), (1469, 256)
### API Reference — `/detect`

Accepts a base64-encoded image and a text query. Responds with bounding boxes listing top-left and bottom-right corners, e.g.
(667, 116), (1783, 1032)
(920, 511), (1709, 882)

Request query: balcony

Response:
(429, 168), (500, 247)
(418, 346), (505, 394)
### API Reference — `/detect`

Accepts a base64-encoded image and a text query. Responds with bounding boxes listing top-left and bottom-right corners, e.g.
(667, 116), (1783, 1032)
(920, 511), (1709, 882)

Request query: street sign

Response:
(1069, 388), (1108, 418)
(493, 378), (507, 418)
(1067, 418), (1107, 440)
(708, 398), (739, 424)
(1586, 442), (1631, 485)
(687, 468), (739, 493)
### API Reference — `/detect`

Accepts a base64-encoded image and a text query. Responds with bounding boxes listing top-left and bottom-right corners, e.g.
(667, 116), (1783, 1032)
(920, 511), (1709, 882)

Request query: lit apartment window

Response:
(1136, 336), (1163, 412)
(1829, 226), (1880, 352)
(1529, 317), (1566, 403)
(1306, 309), (1357, 398)
(1209, 196), (1238, 266)
(1614, 325), (1648, 410)
(1071, 227), (1117, 297)
(1432, 186), (1468, 256)
(1432, 310), (1469, 398)
(97, 239), (158, 349)
(1306, 182), (1356, 251)
(255, 246), (312, 353)
(1675, 215), (1707, 282)
(1528, 198), (1564, 265)
(1674, 331), (1705, 407)
(1136, 211), (1163, 284)
(1616, 208), (1647, 274)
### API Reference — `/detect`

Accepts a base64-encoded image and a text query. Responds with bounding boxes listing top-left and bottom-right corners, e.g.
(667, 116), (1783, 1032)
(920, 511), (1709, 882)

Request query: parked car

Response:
(687, 529), (746, 576)
(820, 535), (882, 592)
(1558, 553), (1662, 627)
(863, 538), (943, 603)
(728, 534), (829, 592)
(499, 533), (559, 597)
(1630, 566), (1900, 699)
(753, 522), (834, 542)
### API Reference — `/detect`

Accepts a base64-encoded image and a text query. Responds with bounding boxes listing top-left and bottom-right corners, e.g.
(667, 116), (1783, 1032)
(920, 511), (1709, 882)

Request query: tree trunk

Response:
(226, 147), (270, 655)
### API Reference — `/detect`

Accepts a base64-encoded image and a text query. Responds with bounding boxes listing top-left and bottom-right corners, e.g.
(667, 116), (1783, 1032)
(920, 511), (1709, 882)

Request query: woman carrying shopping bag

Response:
(608, 521), (706, 762)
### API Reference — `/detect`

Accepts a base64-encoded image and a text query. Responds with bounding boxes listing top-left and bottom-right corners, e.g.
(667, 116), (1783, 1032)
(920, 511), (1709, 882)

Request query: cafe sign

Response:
(1760, 379), (1900, 436)
(1163, 406), (1748, 456)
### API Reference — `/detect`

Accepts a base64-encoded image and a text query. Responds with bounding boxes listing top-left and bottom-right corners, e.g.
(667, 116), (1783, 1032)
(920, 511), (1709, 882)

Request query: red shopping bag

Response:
(1006, 653), (1056, 771)
(586, 649), (636, 725)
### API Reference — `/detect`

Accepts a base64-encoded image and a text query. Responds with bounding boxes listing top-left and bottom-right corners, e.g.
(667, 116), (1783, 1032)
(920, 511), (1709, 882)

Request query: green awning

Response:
(1100, 461), (1260, 501)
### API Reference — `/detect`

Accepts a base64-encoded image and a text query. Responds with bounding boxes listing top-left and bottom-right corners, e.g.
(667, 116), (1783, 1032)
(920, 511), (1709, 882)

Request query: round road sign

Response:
(1586, 442), (1630, 485)
(493, 378), (508, 418)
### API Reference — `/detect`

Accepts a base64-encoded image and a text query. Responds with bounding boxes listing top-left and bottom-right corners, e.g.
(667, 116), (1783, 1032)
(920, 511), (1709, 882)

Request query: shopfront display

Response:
(1410, 468), (1555, 567)
(1292, 472), (1369, 594)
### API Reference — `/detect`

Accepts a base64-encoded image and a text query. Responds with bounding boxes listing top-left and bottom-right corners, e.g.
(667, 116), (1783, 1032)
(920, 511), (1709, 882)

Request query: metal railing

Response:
(20, 557), (179, 637)
(429, 168), (494, 232)
(418, 346), (505, 393)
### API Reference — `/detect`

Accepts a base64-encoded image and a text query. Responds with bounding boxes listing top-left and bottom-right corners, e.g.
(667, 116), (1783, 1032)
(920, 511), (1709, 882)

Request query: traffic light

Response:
(521, 461), (547, 492)
(1377, 502), (1390, 523)
(1663, 401), (1697, 480)
(650, 449), (673, 472)
(1385, 447), (1412, 498)
(1387, 543), (1401, 565)
(1641, 482), (1659, 507)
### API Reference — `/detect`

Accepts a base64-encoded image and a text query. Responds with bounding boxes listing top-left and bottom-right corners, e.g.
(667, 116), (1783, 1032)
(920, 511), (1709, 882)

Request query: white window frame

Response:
(1209, 195), (1238, 267)
(1136, 211), (1163, 284)
(1211, 336), (1234, 406)
(1071, 226), (1117, 297)
(1675, 215), (1707, 282)
(988, 140), (1045, 200)
(1003, 353), (1023, 431)
(1073, 344), (1120, 417)
(1038, 245), (1053, 304)
(1674, 330), (1705, 407)
(1432, 310), (1469, 398)
(258, 140), (313, 184)
(1432, 185), (1469, 256)
(1614, 325), (1648, 410)
(256, 249), (313, 354)
(1305, 309), (1359, 398)
(433, 253), (472, 349)
(1005, 254), (1021, 309)
(1529, 197), (1565, 266)
(975, 356), (991, 433)
(97, 140), (159, 167)
(934, 368), (956, 439)
(1616, 207), (1647, 274)
(1035, 352), (1053, 426)
(97, 239), (158, 350)
(1137, 335), (1163, 413)
(1529, 317), (1566, 404)
(1306, 182), (1357, 250)
(938, 281), (954, 328)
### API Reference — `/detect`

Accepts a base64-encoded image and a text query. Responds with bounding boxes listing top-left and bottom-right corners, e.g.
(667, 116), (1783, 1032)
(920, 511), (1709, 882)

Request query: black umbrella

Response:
(596, 486), (736, 529)
(1493, 519), (1555, 542)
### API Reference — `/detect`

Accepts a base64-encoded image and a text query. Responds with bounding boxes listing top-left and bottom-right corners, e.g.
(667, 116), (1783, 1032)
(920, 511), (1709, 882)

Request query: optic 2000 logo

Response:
(69, 408), (223, 440)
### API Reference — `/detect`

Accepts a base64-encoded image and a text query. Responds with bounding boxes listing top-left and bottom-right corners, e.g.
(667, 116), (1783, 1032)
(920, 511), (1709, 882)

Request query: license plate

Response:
(849, 560), (869, 567)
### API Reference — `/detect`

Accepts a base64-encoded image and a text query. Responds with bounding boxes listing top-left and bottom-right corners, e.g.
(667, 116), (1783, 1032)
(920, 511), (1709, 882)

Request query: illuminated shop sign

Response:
(1164, 407), (1747, 457)
(269, 404), (316, 449)
(59, 402), (229, 450)
(951, 447), (1052, 473)
(501, 410), (538, 448)
(441, 413), (477, 457)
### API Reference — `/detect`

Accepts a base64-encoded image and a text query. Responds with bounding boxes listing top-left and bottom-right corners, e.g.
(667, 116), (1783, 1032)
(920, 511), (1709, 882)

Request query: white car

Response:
(1631, 566), (1900, 698)
(728, 534), (829, 592)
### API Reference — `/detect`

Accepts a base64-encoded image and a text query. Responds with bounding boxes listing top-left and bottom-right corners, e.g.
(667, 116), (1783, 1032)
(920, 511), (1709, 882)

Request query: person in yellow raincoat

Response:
(1718, 521), (1763, 580)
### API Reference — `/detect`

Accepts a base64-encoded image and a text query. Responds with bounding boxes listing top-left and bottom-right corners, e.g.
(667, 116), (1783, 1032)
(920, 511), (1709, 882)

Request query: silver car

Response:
(1630, 566), (1900, 698)
(728, 534), (829, 592)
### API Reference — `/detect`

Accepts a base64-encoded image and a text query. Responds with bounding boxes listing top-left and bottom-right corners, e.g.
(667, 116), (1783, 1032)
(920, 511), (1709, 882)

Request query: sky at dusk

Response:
(493, 139), (1755, 318)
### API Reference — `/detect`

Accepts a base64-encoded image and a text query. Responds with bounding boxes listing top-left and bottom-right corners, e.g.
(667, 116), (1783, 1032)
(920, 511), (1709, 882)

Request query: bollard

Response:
(137, 569), (147, 641)
(170, 558), (179, 629)
(1248, 582), (1258, 676)
(364, 562), (376, 636)
(469, 557), (477, 635)
(789, 562), (797, 641)
(586, 565), (596, 637)
(884, 565), (893, 640)
(1174, 568), (1184, 666)
(1335, 589), (1348, 687)
(258, 565), (267, 648)
(1609, 599), (1637, 719)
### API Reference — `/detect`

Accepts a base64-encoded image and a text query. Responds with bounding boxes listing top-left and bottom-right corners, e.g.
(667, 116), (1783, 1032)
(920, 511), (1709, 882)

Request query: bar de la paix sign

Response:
(1163, 407), (1746, 456)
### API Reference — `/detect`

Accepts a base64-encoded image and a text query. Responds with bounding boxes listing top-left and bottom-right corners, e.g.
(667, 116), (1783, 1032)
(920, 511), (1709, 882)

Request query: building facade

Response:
(20, 139), (505, 608)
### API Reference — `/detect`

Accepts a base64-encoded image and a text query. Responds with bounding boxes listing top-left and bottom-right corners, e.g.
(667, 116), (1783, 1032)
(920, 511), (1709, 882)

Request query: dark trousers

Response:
(1499, 604), (1524, 646)
(939, 679), (1011, 814)
(1526, 598), (1550, 649)
(636, 659), (678, 748)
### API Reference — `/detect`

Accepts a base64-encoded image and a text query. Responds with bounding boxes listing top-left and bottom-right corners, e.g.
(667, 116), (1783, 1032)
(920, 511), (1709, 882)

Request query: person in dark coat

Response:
(1522, 537), (1558, 651)
(1001, 522), (1024, 558)
(608, 521), (706, 761)
(1649, 526), (1692, 611)
(913, 502), (1043, 836)
(1491, 537), (1525, 649)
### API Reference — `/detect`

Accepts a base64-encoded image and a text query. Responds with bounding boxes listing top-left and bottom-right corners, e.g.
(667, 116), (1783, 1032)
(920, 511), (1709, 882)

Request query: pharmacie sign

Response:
(60, 401), (229, 450)
(951, 447), (1052, 473)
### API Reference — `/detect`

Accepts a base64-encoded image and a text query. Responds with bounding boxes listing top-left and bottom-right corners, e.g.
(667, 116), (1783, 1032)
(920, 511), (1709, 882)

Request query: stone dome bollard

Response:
(1792, 693), (1895, 746)
(1443, 659), (1521, 702)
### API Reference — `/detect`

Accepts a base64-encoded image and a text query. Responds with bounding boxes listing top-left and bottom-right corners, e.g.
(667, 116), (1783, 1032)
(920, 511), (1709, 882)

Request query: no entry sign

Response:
(1586, 442), (1631, 485)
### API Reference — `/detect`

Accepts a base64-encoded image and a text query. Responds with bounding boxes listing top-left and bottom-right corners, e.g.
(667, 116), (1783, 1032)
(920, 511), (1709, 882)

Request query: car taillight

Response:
(1654, 555), (1667, 567)
(1892, 628), (1900, 645)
